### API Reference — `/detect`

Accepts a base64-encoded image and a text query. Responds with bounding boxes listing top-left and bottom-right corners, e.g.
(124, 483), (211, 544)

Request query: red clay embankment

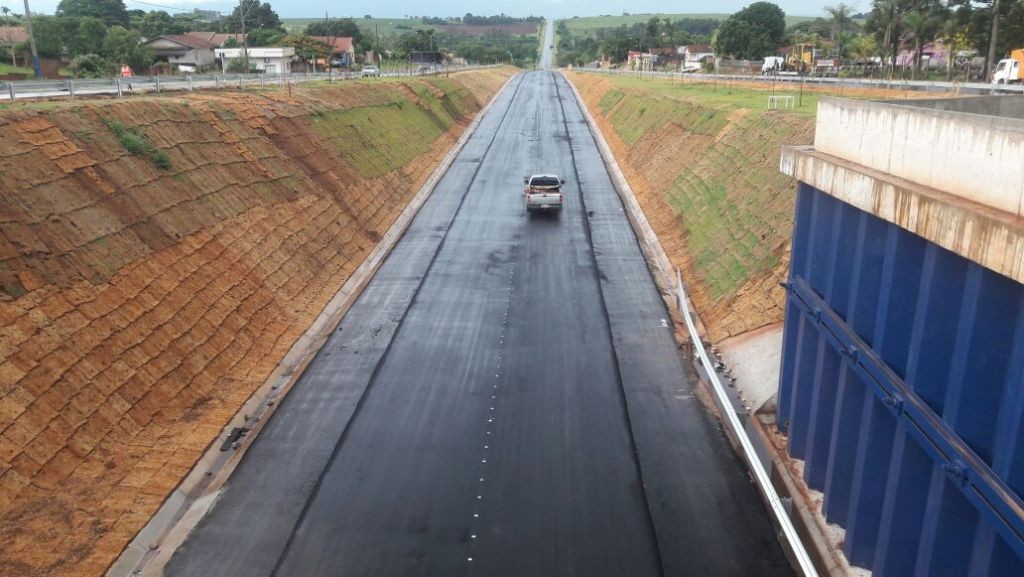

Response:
(0, 68), (513, 577)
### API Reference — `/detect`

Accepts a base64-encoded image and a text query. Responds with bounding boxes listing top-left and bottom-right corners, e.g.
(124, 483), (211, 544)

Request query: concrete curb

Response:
(106, 71), (519, 577)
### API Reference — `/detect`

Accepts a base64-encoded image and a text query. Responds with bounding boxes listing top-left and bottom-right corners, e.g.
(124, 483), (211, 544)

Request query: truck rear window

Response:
(531, 177), (560, 187)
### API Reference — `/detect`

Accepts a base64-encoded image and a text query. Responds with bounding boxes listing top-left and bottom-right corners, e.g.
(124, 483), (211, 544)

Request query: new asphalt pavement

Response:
(164, 69), (793, 577)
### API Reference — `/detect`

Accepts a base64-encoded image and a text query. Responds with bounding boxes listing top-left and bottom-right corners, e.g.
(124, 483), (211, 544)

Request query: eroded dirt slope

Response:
(0, 68), (513, 577)
(567, 72), (815, 341)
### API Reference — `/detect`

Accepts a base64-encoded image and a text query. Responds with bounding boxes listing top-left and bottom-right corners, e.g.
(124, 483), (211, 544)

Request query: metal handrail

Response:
(0, 64), (503, 102)
(676, 269), (819, 577)
(573, 66), (1024, 96)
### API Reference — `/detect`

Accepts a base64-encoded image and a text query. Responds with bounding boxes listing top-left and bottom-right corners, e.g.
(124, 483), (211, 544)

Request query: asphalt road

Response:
(164, 69), (793, 577)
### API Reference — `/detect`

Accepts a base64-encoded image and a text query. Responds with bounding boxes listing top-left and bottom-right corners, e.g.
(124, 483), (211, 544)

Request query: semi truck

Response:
(992, 49), (1024, 84)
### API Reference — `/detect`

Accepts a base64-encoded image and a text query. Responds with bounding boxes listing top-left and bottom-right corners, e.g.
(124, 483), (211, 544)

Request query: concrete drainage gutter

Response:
(106, 72), (519, 577)
(561, 71), (824, 577)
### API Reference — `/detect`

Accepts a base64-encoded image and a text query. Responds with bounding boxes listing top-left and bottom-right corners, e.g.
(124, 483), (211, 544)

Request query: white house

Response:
(215, 47), (295, 74)
(678, 44), (715, 68)
(144, 35), (218, 72)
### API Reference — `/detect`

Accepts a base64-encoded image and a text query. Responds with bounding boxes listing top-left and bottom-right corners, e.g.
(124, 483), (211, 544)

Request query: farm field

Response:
(282, 17), (539, 37)
(562, 13), (817, 35)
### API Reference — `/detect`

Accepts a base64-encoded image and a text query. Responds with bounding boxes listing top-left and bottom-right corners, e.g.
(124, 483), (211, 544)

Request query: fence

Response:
(0, 65), (502, 102)
(674, 270), (818, 577)
(571, 66), (1024, 97)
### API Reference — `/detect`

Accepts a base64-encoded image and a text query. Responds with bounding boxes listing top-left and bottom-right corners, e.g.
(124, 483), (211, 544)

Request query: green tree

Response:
(736, 2), (787, 45)
(223, 1), (281, 32)
(56, 0), (128, 26)
(19, 15), (63, 58)
(714, 17), (775, 59)
(102, 26), (152, 71)
(714, 2), (787, 59)
(69, 53), (109, 77)
(305, 18), (364, 45)
(901, 4), (945, 77)
(137, 11), (186, 38)
(276, 34), (329, 67)
(247, 28), (284, 47)
(825, 2), (860, 60)
(67, 17), (108, 58)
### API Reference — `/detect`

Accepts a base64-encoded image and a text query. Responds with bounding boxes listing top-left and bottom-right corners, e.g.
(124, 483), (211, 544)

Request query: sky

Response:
(5, 0), (836, 20)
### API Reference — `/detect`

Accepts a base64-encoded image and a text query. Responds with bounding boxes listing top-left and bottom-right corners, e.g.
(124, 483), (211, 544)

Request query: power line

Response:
(124, 0), (223, 17)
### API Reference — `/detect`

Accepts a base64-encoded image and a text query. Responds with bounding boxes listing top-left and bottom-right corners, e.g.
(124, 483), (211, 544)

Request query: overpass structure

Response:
(780, 97), (1024, 576)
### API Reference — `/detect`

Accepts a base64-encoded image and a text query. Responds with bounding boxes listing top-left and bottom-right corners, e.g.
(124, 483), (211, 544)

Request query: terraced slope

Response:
(0, 68), (513, 577)
(566, 72), (815, 341)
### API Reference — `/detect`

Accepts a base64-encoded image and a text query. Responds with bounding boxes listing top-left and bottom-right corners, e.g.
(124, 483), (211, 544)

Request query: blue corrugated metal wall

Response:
(779, 183), (1024, 577)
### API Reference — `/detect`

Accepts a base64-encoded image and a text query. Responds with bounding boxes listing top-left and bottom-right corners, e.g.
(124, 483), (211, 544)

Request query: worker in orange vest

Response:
(120, 63), (134, 92)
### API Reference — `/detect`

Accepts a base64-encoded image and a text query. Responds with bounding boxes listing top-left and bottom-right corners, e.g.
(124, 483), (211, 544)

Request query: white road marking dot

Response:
(471, 534), (477, 539)
(482, 459), (487, 463)
(474, 513), (479, 518)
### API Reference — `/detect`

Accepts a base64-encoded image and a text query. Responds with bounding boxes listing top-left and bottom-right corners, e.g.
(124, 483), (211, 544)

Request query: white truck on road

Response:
(523, 174), (565, 212)
(992, 49), (1024, 84)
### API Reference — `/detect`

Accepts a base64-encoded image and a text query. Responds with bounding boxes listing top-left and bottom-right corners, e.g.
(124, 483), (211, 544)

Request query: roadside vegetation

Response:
(566, 69), (941, 338)
(0, 2), (539, 80)
(104, 119), (172, 169)
(557, 1), (1024, 82)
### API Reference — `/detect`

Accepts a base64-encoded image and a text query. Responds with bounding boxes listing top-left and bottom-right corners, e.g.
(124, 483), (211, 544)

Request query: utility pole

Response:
(239, 0), (257, 74)
(985, 0), (1001, 79)
(22, 0), (40, 78)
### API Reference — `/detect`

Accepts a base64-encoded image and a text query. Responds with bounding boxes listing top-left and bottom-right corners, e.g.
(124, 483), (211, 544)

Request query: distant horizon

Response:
(2, 1), (835, 21)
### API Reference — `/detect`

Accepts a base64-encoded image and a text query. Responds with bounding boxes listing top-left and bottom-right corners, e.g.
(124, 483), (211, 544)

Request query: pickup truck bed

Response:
(524, 174), (564, 212)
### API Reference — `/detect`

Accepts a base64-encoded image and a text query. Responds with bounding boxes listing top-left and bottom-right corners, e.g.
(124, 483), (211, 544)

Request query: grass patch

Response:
(311, 97), (451, 179)
(0, 63), (35, 76)
(105, 120), (172, 170)
(579, 71), (812, 300)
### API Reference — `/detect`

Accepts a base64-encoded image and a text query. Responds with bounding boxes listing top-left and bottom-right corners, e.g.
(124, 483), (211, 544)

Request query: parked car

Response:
(523, 174), (565, 213)
(361, 66), (380, 77)
(681, 63), (702, 73)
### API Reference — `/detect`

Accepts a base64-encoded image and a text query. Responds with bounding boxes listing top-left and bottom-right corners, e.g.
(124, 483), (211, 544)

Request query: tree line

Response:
(554, 1), (1024, 80)
(0, 1), (542, 77)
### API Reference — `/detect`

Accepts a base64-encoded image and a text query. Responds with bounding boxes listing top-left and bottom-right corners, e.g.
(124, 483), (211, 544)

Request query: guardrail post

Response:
(8, 82), (15, 102)
(259, 74), (265, 87)
(68, 80), (75, 97)
(238, 74), (243, 89)
(188, 75), (193, 92)
(216, 75), (221, 89)
(115, 78), (122, 97)
(155, 76), (161, 93)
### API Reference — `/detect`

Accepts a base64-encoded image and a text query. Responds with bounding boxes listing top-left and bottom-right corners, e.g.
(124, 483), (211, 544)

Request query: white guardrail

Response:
(0, 65), (502, 102)
(674, 269), (819, 577)
(574, 66), (1024, 96)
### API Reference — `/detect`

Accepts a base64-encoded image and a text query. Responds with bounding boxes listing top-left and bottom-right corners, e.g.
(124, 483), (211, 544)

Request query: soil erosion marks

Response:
(0, 68), (513, 577)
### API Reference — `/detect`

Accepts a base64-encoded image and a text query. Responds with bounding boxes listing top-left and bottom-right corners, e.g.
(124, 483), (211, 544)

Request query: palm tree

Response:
(869, 0), (901, 78)
(825, 2), (859, 63)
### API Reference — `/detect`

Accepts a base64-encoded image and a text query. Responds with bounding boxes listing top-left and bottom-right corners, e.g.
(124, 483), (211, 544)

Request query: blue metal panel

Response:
(779, 184), (1024, 575)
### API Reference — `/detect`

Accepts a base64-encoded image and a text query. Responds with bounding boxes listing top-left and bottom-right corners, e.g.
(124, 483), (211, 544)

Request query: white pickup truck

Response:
(523, 174), (565, 212)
